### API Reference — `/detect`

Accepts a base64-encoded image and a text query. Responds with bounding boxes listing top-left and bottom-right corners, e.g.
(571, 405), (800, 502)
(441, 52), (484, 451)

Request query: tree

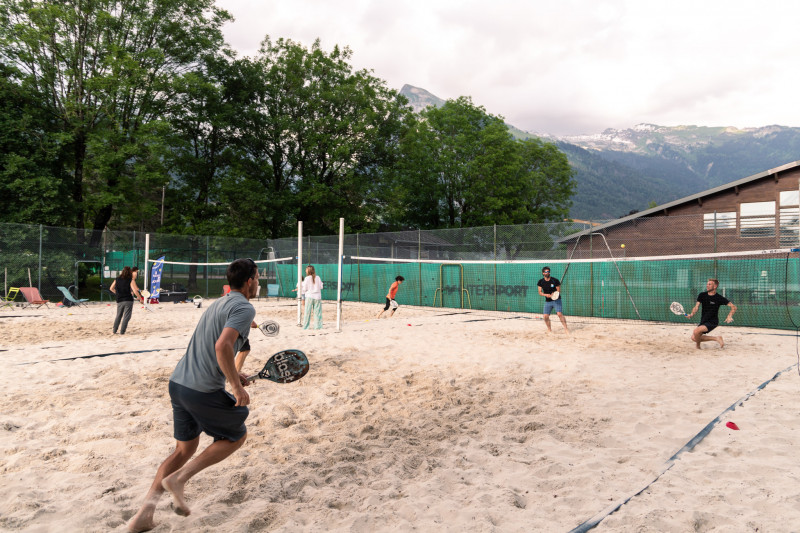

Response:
(0, 0), (232, 243)
(0, 63), (71, 225)
(222, 38), (413, 238)
(392, 97), (575, 231)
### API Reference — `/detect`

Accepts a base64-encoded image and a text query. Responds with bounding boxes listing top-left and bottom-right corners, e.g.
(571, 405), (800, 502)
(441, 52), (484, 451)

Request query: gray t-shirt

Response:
(170, 291), (255, 392)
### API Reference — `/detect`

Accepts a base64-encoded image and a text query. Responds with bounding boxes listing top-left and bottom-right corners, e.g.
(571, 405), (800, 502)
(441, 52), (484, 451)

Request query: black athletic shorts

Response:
(699, 322), (718, 333)
(169, 381), (248, 442)
(240, 339), (250, 352)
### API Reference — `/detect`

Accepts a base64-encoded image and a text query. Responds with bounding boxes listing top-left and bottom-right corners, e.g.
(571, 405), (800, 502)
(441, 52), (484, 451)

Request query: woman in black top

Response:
(110, 266), (142, 334)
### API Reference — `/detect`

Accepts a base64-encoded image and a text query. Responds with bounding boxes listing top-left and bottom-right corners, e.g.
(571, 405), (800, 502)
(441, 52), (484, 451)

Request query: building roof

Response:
(563, 159), (800, 240)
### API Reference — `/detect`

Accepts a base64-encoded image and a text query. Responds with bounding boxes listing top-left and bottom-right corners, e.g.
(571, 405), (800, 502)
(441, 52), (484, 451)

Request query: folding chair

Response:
(57, 286), (89, 307)
(19, 287), (50, 309)
(1, 287), (19, 310)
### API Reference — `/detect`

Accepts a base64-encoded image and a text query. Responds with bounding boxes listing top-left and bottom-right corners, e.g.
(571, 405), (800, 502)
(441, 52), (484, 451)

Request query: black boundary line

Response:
(736, 331), (800, 337)
(569, 361), (798, 533)
(18, 347), (183, 365)
(0, 315), (44, 318)
(463, 316), (528, 323)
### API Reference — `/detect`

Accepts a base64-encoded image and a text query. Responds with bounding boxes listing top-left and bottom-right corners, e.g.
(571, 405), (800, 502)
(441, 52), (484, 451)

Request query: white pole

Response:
(336, 217), (344, 331)
(144, 234), (150, 293)
(297, 221), (303, 326)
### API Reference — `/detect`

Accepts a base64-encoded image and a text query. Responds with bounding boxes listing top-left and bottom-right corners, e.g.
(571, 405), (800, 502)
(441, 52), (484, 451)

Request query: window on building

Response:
(780, 190), (800, 206)
(703, 212), (736, 230)
(740, 201), (776, 238)
(780, 191), (800, 246)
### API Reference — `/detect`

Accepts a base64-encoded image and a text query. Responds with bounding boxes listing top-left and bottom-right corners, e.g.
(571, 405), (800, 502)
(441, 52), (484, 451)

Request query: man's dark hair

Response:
(227, 258), (257, 289)
(396, 275), (405, 282)
(542, 266), (550, 273)
(131, 266), (139, 273)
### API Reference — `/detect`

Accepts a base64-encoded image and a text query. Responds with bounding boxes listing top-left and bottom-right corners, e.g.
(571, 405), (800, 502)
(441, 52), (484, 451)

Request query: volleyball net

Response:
(271, 248), (800, 330)
(145, 255), (295, 299)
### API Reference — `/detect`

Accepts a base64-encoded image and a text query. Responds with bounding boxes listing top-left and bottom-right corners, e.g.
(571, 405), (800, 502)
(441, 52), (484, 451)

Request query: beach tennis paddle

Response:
(670, 301), (688, 316)
(390, 299), (398, 310)
(258, 320), (280, 337)
(550, 290), (560, 300)
(247, 349), (309, 384)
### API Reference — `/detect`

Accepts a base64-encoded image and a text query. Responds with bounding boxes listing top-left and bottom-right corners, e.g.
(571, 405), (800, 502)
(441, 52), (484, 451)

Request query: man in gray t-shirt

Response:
(128, 258), (259, 532)
(170, 291), (254, 392)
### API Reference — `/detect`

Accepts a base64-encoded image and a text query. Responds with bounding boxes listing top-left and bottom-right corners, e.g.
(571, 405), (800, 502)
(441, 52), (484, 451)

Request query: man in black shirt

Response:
(537, 266), (568, 334)
(687, 278), (737, 349)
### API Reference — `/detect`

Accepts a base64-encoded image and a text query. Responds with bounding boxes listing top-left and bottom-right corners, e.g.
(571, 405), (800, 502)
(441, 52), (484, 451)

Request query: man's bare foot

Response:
(695, 341), (701, 349)
(127, 504), (156, 532)
(162, 474), (191, 516)
(718, 337), (725, 349)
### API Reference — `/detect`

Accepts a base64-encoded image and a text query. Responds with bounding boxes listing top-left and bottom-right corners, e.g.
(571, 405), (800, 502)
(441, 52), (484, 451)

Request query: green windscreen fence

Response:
(278, 250), (800, 330)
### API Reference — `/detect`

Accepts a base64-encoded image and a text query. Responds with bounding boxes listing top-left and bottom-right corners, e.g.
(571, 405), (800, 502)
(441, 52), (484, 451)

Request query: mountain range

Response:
(399, 85), (800, 221)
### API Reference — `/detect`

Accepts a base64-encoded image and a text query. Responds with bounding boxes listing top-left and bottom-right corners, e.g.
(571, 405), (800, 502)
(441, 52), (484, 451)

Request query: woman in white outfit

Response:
(301, 265), (323, 329)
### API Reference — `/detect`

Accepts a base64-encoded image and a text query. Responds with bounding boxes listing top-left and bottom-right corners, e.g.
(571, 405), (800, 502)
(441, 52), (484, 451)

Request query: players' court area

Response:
(1, 300), (799, 531)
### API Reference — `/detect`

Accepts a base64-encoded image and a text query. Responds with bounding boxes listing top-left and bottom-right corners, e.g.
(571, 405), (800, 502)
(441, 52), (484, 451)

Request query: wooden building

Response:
(561, 160), (800, 258)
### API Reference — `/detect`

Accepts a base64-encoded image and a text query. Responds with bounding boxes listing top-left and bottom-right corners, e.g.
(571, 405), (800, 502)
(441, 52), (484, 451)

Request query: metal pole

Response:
(336, 218), (344, 331)
(297, 221), (303, 326)
(714, 211), (718, 278)
(206, 236), (209, 298)
(357, 233), (361, 302)
(38, 224), (42, 291)
(160, 186), (165, 226)
(144, 234), (150, 293)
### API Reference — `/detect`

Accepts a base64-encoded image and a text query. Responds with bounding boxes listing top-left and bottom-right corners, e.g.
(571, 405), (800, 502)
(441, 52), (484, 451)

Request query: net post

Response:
(144, 233), (150, 293)
(297, 221), (303, 327)
(336, 218), (344, 332)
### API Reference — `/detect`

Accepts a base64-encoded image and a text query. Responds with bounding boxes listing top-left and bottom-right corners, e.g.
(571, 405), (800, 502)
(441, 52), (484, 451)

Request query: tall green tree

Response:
(223, 38), (412, 238)
(0, 0), (231, 243)
(392, 97), (575, 231)
(0, 63), (70, 225)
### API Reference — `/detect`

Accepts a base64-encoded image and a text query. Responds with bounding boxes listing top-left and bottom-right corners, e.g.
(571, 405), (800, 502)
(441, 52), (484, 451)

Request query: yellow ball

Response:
(620, 244), (625, 248)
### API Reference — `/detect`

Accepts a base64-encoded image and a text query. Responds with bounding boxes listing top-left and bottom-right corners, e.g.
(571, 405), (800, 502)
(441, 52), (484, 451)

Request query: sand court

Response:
(1, 300), (800, 531)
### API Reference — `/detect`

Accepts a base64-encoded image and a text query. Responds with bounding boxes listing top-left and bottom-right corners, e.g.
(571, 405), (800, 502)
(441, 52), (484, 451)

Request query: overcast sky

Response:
(216, 0), (800, 136)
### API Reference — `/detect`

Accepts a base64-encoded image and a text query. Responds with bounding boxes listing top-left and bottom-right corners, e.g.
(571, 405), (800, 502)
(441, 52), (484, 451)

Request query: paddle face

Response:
(258, 320), (280, 337)
(247, 349), (309, 384)
(670, 301), (687, 316)
(141, 290), (151, 299)
(550, 290), (560, 300)
(193, 295), (202, 308)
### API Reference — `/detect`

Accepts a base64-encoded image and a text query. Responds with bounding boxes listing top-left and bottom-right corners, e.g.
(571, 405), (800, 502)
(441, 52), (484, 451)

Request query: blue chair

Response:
(57, 286), (89, 307)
